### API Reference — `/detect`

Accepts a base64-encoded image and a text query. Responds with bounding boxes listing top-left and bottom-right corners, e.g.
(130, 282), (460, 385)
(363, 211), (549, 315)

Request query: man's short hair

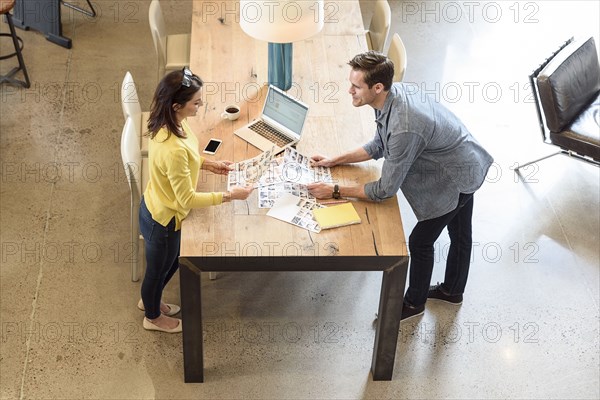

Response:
(348, 51), (394, 91)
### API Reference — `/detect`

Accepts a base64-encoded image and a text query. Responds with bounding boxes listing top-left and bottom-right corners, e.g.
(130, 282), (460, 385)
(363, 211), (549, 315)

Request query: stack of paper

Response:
(228, 148), (340, 233)
(228, 148), (333, 210)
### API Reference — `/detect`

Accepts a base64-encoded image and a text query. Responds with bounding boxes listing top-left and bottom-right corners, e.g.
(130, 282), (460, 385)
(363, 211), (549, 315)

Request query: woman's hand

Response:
(204, 160), (233, 175)
(229, 186), (254, 201)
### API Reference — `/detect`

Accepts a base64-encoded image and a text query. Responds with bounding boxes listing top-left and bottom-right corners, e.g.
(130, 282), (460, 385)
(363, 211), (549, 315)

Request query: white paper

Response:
(266, 193), (324, 233)
(258, 181), (314, 208)
(281, 148), (333, 185)
(227, 147), (277, 190)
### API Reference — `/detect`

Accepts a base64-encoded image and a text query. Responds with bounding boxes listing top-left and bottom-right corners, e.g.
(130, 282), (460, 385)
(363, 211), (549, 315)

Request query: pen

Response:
(320, 200), (349, 205)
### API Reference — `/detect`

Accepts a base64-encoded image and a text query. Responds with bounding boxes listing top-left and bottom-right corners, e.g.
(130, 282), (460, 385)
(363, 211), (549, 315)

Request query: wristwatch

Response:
(332, 184), (341, 199)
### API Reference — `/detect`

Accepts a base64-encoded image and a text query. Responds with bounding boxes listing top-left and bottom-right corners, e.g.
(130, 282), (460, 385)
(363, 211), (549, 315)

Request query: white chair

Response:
(387, 33), (407, 82)
(148, 0), (190, 81)
(120, 117), (150, 282)
(366, 0), (391, 53)
(121, 72), (150, 157)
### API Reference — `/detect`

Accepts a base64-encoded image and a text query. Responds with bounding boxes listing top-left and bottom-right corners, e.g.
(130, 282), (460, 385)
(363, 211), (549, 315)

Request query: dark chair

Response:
(517, 37), (600, 169)
(0, 0), (30, 88)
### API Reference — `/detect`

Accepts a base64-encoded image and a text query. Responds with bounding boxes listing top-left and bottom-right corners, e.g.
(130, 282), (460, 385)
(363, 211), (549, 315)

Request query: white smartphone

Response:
(203, 139), (222, 155)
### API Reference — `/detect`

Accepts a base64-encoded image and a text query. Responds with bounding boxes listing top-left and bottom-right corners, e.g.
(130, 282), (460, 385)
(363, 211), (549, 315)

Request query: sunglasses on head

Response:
(181, 67), (194, 87)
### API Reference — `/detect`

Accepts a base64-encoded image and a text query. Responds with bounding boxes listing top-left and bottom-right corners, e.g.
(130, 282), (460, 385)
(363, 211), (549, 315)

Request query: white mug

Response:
(221, 105), (240, 121)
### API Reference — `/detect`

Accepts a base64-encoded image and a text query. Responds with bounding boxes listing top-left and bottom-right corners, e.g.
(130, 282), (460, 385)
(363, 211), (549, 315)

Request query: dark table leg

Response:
(371, 258), (409, 380)
(179, 258), (204, 383)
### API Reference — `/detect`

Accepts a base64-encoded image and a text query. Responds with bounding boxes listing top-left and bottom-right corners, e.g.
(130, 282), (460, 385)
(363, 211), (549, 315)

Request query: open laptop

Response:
(234, 85), (309, 153)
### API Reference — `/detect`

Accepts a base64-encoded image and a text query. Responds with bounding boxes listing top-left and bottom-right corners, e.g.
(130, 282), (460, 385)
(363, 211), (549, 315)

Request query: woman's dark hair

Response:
(147, 68), (203, 139)
(348, 51), (394, 91)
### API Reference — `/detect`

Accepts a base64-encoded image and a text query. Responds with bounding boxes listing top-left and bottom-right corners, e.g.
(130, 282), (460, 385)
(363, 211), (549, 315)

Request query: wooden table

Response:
(180, 0), (409, 382)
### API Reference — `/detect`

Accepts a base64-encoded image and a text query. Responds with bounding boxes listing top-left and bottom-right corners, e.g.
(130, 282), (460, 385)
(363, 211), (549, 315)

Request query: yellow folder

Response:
(313, 203), (361, 230)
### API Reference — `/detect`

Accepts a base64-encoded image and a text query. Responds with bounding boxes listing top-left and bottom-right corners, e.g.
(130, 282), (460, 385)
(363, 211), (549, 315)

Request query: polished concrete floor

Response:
(1, 1), (599, 399)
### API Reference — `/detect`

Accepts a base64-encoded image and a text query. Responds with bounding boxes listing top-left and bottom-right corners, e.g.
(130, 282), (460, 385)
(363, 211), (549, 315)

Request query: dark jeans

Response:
(404, 193), (474, 307)
(139, 197), (180, 319)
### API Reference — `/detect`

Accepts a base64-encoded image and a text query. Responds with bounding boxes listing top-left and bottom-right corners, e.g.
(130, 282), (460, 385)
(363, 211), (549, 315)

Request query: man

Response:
(307, 51), (493, 321)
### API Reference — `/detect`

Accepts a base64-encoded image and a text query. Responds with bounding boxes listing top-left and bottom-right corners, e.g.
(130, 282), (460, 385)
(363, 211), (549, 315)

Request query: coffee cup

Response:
(221, 105), (240, 121)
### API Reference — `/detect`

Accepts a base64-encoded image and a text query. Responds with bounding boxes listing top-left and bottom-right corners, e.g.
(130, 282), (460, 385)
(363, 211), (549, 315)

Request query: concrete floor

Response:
(1, 0), (599, 399)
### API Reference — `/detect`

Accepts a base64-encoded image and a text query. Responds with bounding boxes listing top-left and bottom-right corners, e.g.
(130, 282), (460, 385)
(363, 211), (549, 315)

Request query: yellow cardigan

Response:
(143, 120), (223, 230)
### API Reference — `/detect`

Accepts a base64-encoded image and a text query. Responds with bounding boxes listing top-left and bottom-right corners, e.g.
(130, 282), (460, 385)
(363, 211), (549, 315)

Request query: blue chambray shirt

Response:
(363, 83), (494, 221)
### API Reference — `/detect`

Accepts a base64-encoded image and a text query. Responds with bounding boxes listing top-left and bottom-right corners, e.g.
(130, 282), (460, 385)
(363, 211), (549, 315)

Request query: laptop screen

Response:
(262, 87), (309, 136)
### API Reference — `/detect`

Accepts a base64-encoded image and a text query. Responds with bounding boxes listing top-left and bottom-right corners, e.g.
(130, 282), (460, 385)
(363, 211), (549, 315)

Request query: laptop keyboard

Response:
(248, 120), (293, 148)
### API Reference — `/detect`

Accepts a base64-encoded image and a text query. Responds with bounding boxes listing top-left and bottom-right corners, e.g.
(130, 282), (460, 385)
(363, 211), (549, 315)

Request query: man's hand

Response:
(204, 160), (233, 175)
(310, 155), (337, 168)
(307, 182), (334, 199)
(311, 148), (372, 167)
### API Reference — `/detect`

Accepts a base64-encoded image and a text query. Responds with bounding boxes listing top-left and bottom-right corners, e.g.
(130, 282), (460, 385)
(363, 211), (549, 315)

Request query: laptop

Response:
(234, 85), (309, 153)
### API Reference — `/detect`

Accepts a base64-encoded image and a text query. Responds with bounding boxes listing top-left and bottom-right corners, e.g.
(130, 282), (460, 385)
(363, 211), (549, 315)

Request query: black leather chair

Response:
(518, 37), (600, 169)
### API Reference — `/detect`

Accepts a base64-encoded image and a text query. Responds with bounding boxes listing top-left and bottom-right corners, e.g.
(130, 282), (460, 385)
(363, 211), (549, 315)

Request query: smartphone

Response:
(203, 139), (222, 155)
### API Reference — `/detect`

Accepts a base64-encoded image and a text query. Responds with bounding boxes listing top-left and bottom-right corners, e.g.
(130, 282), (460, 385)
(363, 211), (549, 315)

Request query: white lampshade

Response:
(240, 0), (324, 43)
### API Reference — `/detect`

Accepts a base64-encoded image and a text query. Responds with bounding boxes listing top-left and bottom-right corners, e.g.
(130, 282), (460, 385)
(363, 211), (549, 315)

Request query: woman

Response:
(139, 68), (253, 333)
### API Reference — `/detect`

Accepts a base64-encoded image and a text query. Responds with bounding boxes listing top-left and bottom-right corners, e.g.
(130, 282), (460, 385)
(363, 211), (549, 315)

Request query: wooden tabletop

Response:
(181, 0), (407, 258)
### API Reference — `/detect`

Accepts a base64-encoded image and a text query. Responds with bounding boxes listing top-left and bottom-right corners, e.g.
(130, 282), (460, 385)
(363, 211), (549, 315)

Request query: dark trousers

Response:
(139, 197), (180, 319)
(404, 193), (474, 307)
